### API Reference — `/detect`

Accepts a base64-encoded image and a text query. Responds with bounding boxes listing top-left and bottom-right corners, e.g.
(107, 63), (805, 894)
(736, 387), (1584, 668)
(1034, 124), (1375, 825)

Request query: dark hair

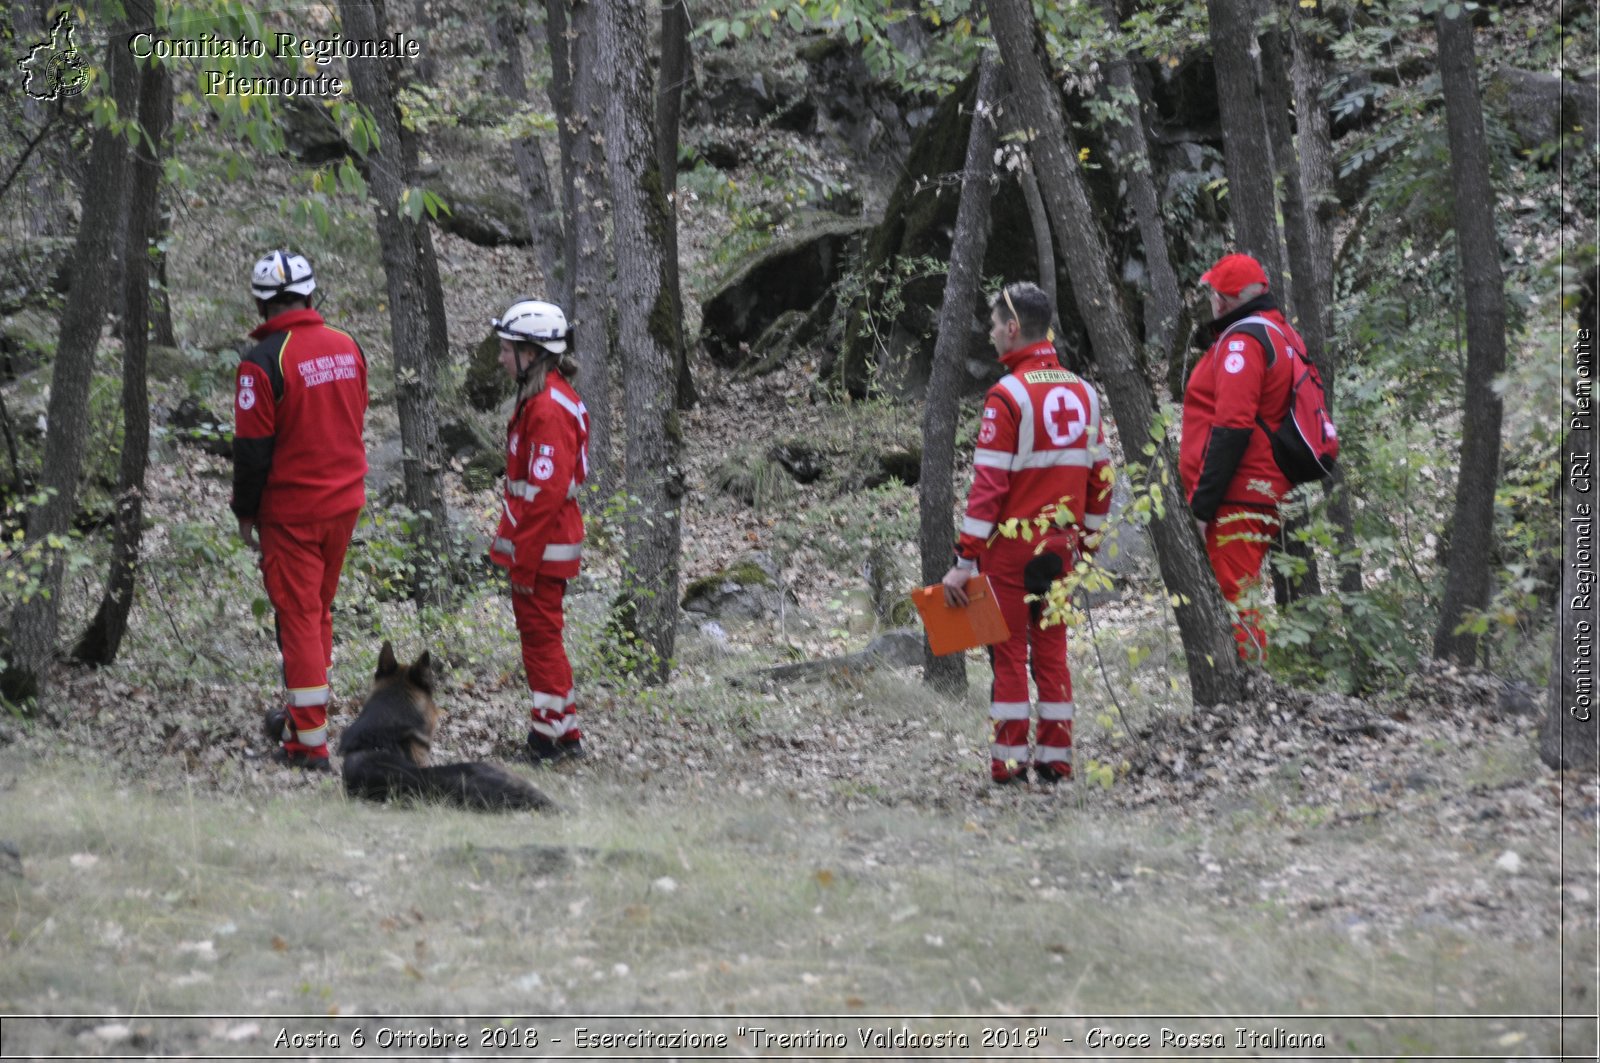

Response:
(257, 292), (311, 316)
(989, 281), (1052, 340)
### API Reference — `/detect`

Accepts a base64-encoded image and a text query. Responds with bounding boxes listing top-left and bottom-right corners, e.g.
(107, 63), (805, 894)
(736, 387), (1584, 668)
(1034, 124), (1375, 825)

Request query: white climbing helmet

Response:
(492, 299), (568, 354)
(250, 250), (316, 300)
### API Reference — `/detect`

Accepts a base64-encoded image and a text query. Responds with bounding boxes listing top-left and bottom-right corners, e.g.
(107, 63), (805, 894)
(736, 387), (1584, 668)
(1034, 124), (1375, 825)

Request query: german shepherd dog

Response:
(339, 642), (554, 812)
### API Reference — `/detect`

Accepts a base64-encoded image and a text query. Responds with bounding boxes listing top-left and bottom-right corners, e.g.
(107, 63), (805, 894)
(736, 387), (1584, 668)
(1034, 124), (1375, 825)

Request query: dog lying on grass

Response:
(339, 642), (554, 812)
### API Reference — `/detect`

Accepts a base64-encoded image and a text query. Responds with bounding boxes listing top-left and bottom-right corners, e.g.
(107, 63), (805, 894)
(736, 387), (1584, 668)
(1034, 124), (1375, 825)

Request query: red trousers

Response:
(1205, 505), (1278, 661)
(983, 531), (1076, 782)
(259, 510), (359, 758)
(513, 575), (581, 744)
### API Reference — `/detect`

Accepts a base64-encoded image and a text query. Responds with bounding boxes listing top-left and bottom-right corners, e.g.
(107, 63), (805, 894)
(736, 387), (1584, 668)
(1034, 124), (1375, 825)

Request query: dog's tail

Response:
(342, 751), (555, 812)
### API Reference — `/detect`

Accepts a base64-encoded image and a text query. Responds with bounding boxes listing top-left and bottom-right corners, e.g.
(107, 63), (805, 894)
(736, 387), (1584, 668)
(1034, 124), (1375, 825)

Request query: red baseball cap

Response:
(1200, 253), (1269, 297)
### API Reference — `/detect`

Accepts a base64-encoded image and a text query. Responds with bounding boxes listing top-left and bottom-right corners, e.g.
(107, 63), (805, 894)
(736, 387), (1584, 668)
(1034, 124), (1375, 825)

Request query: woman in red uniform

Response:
(487, 299), (590, 762)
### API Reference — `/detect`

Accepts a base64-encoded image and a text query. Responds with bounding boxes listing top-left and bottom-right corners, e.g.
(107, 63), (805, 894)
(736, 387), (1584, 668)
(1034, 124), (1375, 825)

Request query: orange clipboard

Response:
(911, 573), (1011, 656)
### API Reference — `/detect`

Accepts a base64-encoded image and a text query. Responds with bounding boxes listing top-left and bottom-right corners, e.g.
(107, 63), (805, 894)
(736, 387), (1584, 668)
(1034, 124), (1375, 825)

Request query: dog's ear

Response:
(376, 640), (399, 679)
(407, 650), (434, 693)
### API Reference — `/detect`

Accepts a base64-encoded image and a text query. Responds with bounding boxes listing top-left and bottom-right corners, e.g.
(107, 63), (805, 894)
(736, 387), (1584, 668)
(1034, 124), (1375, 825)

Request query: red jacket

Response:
(231, 308), (368, 524)
(490, 371), (588, 582)
(1180, 297), (1297, 521)
(957, 341), (1114, 562)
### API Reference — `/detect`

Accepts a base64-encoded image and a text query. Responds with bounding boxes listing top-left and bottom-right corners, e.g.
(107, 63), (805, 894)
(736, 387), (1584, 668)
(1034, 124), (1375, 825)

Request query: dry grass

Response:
(0, 692), (1590, 1060)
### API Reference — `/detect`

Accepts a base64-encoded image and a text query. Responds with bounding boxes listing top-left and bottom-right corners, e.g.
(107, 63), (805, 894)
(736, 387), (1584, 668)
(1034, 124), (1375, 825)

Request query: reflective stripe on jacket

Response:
(957, 341), (1114, 562)
(490, 371), (588, 581)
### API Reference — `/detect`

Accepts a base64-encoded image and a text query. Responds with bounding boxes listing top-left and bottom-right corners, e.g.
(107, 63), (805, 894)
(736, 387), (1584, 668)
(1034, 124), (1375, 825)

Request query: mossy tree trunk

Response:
(919, 49), (1001, 695)
(601, 0), (685, 684)
(74, 39), (170, 666)
(989, 0), (1246, 707)
(3, 9), (142, 706)
(339, 0), (453, 604)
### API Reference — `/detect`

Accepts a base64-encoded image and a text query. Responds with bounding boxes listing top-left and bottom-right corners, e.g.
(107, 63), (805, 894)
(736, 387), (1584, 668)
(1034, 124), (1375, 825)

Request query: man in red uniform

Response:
(1180, 252), (1298, 660)
(234, 250), (368, 771)
(942, 282), (1114, 785)
(487, 299), (589, 763)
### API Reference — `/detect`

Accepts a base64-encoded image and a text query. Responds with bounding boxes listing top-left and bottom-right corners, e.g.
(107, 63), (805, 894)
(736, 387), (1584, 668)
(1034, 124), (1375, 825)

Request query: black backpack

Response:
(1222, 316), (1340, 485)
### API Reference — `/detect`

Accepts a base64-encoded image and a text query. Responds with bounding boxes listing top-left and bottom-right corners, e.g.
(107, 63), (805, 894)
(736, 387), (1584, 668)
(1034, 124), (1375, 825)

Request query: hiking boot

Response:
(262, 706), (289, 747)
(526, 731), (585, 765)
(270, 747), (333, 773)
(992, 769), (1027, 787)
(1034, 765), (1070, 786)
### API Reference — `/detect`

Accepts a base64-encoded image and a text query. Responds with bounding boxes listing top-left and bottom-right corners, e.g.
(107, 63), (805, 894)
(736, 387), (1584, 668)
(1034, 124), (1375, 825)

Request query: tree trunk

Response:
(920, 51), (1001, 695)
(1432, 6), (1508, 666)
(1289, 15), (1362, 594)
(1206, 0), (1287, 305)
(1099, 0), (1183, 361)
(3, 14), (141, 706)
(657, 0), (698, 412)
(411, 0), (438, 84)
(73, 46), (170, 666)
(1015, 157), (1060, 339)
(492, 6), (565, 268)
(1257, 20), (1323, 604)
(989, 0), (1245, 706)
(339, 0), (453, 603)
(549, 0), (615, 496)
(545, 0), (579, 307)
(1541, 274), (1597, 773)
(601, 0), (685, 684)
(149, 197), (177, 348)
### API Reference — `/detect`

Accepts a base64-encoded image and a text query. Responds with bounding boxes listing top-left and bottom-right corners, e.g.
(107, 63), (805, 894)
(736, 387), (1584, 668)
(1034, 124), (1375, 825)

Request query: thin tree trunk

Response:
(0, 387), (21, 496)
(411, 0), (437, 84)
(1206, 0), (1287, 304)
(601, 0), (685, 684)
(657, 0), (698, 411)
(1289, 13), (1362, 594)
(1098, 0), (1182, 360)
(3, 14), (141, 706)
(1257, 21), (1323, 603)
(339, 0), (453, 603)
(545, 0), (578, 306)
(149, 199), (177, 348)
(1433, 6), (1508, 666)
(73, 48), (170, 666)
(492, 6), (565, 268)
(550, 0), (615, 497)
(1014, 150), (1061, 339)
(989, 0), (1245, 707)
(920, 50), (1001, 695)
